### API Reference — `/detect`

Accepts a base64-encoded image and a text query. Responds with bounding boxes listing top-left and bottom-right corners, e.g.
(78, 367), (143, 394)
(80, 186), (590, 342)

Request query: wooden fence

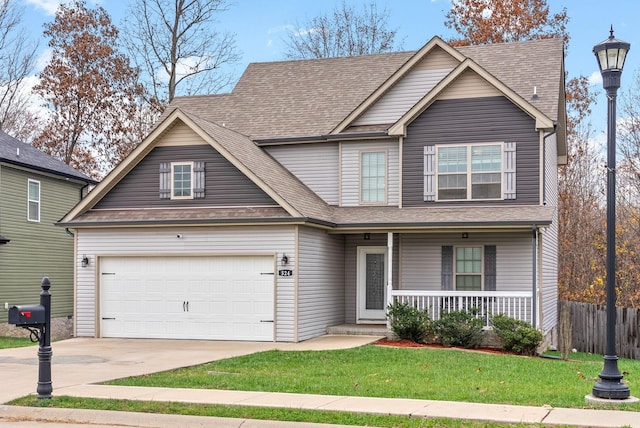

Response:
(559, 300), (640, 360)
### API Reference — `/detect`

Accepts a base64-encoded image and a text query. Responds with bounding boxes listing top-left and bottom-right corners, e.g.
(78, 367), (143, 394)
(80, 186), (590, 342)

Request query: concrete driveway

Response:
(0, 335), (379, 404)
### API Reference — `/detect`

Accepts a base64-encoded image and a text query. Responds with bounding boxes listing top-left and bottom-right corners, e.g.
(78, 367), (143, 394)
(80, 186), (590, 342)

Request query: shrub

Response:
(387, 301), (432, 343)
(432, 309), (483, 348)
(490, 314), (543, 356)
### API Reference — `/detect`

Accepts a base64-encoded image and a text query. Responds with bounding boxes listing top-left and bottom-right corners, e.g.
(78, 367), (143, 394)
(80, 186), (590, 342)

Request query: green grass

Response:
(8, 395), (562, 428)
(0, 336), (37, 349)
(106, 345), (640, 410)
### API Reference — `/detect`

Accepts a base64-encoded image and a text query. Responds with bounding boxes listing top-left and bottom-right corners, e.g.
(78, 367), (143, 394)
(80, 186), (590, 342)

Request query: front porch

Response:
(391, 290), (534, 327)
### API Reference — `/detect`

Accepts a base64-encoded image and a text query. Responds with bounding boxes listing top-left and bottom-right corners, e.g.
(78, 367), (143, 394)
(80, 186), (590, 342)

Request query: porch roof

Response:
(61, 204), (554, 231)
(331, 205), (554, 231)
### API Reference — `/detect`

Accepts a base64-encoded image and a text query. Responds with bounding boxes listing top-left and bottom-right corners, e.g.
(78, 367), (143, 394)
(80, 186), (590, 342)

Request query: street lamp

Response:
(591, 26), (630, 400)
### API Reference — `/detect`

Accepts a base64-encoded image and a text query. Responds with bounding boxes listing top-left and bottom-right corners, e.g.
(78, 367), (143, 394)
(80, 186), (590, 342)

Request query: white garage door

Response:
(99, 256), (275, 341)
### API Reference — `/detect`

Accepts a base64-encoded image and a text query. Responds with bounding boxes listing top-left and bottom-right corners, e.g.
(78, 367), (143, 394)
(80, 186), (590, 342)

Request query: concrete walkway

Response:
(1, 336), (639, 427)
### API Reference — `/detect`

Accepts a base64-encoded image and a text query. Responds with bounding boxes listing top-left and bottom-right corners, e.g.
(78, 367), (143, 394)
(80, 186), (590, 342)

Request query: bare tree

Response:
(283, 0), (402, 59)
(0, 0), (39, 139)
(122, 0), (240, 110)
(33, 0), (145, 179)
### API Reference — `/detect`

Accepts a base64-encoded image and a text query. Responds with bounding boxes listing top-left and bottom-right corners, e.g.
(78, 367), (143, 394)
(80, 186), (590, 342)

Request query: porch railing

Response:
(390, 290), (533, 327)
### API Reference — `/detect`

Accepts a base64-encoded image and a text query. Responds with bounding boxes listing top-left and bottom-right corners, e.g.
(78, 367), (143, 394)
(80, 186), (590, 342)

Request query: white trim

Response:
(359, 150), (388, 205)
(435, 142), (504, 202)
(453, 245), (484, 291)
(27, 179), (40, 222)
(356, 246), (388, 323)
(170, 161), (194, 200)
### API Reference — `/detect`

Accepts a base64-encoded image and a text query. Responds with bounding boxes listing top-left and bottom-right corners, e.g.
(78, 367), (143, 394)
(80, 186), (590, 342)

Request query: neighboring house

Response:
(0, 131), (96, 337)
(59, 36), (566, 343)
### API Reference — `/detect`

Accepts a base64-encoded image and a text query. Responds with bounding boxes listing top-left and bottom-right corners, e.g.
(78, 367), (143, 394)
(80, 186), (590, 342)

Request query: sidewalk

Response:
(2, 384), (640, 427)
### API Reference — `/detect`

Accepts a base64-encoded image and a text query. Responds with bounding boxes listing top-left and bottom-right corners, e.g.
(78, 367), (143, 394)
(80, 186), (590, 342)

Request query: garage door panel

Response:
(100, 256), (275, 341)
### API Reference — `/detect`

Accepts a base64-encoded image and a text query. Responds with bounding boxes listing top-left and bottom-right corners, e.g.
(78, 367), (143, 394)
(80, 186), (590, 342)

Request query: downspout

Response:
(542, 124), (558, 206)
(532, 224), (538, 329)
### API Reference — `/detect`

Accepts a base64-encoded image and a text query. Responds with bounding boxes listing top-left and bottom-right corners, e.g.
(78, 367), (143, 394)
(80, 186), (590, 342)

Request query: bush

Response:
(387, 301), (432, 343)
(432, 309), (484, 348)
(490, 314), (543, 356)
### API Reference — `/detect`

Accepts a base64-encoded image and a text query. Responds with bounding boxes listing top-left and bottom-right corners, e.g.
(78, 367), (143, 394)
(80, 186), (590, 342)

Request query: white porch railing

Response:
(390, 290), (533, 327)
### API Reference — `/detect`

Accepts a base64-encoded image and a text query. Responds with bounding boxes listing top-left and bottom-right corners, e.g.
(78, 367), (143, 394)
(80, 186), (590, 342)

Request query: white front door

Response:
(357, 246), (388, 323)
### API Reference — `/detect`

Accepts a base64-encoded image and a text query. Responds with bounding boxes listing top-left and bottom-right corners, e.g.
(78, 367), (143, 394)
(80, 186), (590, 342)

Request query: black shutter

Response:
(484, 245), (496, 291)
(441, 246), (453, 290)
(159, 163), (171, 199)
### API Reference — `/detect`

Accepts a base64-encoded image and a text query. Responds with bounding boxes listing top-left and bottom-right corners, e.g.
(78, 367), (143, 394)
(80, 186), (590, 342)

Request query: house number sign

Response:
(278, 269), (293, 277)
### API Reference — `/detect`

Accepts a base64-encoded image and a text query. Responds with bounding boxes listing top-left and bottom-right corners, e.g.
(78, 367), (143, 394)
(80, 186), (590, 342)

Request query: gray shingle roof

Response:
(169, 37), (564, 141)
(0, 130), (95, 182)
(63, 37), (563, 229)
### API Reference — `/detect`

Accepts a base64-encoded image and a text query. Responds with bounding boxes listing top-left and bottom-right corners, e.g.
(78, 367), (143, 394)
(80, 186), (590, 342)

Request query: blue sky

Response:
(22, 0), (640, 138)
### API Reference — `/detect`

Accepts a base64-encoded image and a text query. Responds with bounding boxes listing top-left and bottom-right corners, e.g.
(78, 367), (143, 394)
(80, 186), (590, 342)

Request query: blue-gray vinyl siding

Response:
(297, 226), (345, 340)
(403, 96), (540, 207)
(95, 145), (277, 209)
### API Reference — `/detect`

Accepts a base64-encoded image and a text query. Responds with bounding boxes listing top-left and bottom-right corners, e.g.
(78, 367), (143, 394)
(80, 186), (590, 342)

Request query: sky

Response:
(21, 0), (640, 140)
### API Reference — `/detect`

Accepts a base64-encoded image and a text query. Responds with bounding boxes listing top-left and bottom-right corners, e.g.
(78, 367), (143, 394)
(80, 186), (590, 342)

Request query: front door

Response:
(357, 246), (388, 323)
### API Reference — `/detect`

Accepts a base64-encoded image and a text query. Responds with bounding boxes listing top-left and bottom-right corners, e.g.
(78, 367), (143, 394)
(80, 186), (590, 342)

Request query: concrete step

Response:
(327, 324), (390, 337)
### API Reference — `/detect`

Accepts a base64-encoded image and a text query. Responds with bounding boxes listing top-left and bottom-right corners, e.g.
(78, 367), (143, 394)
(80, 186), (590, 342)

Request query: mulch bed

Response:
(374, 338), (514, 355)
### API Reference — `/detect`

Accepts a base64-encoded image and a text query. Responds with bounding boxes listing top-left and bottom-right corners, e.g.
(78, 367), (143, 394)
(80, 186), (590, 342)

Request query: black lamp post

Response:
(591, 26), (631, 400)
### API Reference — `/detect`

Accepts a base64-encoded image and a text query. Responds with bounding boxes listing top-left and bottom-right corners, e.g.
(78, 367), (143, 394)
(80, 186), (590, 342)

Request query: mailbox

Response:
(8, 305), (45, 326)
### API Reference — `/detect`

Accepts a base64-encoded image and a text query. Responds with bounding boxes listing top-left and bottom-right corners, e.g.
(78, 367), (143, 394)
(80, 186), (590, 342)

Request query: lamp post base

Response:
(591, 355), (630, 400)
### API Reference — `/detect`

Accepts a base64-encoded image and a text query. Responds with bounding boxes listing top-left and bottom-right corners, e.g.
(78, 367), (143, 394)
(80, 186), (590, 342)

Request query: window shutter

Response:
(484, 245), (496, 291)
(193, 161), (205, 199)
(503, 142), (516, 199)
(424, 145), (436, 201)
(441, 246), (453, 290)
(159, 163), (170, 199)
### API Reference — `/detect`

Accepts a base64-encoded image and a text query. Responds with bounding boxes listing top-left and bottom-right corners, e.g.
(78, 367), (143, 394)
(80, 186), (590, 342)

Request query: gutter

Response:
(254, 131), (389, 146)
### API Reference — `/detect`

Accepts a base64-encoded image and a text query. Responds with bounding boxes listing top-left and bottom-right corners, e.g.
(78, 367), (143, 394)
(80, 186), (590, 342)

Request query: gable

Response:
(94, 126), (278, 209)
(437, 69), (502, 100)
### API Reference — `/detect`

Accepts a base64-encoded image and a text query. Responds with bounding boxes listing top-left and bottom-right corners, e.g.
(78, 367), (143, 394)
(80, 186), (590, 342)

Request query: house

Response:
(59, 36), (566, 343)
(0, 130), (96, 338)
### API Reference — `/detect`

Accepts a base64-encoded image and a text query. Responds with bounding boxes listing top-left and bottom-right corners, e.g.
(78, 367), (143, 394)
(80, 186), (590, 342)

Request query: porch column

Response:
(387, 232), (393, 329)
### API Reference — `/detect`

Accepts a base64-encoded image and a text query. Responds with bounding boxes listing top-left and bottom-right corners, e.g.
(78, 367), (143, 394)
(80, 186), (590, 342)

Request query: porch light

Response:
(589, 27), (631, 401)
(81, 255), (89, 268)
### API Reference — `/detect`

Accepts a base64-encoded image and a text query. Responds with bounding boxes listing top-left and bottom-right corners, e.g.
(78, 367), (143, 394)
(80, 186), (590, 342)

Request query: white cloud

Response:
(589, 71), (603, 86)
(24, 0), (103, 15)
(24, 0), (63, 15)
(35, 48), (52, 73)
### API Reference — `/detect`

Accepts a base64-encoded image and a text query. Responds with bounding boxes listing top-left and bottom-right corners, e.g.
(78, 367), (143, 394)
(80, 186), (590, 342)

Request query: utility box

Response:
(8, 305), (45, 327)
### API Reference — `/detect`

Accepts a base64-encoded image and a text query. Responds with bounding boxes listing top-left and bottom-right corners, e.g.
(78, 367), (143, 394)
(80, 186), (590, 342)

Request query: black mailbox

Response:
(8, 305), (45, 326)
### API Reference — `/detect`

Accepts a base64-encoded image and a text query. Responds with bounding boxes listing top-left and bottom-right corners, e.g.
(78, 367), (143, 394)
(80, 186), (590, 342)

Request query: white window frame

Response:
(454, 245), (484, 291)
(359, 150), (387, 204)
(27, 179), (40, 222)
(170, 161), (194, 200)
(435, 142), (503, 201)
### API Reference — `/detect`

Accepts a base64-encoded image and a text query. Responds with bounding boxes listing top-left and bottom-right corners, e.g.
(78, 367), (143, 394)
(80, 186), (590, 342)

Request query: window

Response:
(171, 162), (193, 199)
(361, 151), (386, 203)
(27, 179), (40, 222)
(455, 246), (482, 291)
(436, 144), (502, 201)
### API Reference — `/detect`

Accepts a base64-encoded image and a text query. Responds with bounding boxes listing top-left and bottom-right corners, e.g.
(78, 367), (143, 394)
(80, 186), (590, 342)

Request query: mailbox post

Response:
(37, 278), (52, 399)
(7, 277), (52, 399)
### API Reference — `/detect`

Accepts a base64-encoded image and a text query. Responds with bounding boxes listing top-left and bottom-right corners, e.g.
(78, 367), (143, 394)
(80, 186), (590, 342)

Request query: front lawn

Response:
(0, 336), (36, 349)
(107, 345), (640, 410)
